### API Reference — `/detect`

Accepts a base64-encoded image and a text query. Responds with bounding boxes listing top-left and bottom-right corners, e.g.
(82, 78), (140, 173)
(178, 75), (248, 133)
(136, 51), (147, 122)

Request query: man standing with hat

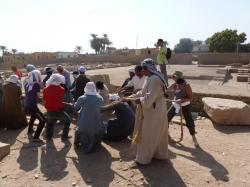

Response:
(74, 66), (90, 101)
(155, 39), (168, 85)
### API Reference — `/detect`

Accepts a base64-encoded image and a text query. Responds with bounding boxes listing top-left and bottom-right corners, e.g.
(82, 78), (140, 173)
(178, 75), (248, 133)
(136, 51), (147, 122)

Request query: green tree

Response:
(90, 34), (102, 54)
(90, 33), (112, 54)
(74, 46), (82, 54)
(11, 49), (17, 54)
(0, 45), (7, 62)
(100, 34), (112, 54)
(208, 29), (247, 52)
(174, 38), (193, 53)
(11, 49), (17, 63)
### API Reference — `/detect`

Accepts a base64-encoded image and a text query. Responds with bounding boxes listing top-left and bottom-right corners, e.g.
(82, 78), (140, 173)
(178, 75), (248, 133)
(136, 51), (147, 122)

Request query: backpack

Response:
(166, 48), (172, 60)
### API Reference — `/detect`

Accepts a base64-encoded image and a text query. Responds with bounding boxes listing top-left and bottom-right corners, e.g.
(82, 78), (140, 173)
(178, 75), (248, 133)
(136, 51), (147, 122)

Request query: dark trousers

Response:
(159, 64), (168, 85)
(168, 104), (195, 135)
(26, 106), (46, 139)
(46, 110), (71, 139)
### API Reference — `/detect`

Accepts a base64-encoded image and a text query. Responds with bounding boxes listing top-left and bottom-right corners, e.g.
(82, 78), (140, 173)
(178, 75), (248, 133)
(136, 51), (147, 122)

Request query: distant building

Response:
(56, 52), (78, 59)
(193, 44), (209, 53)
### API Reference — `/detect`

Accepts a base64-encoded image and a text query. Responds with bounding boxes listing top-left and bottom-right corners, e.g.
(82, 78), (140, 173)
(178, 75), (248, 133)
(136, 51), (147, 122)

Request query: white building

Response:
(56, 52), (79, 59)
(193, 44), (209, 53)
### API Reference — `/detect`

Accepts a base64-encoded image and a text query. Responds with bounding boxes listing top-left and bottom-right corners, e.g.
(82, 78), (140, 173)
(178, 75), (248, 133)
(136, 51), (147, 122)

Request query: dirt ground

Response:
(86, 65), (250, 97)
(1, 115), (250, 187)
(1, 65), (250, 186)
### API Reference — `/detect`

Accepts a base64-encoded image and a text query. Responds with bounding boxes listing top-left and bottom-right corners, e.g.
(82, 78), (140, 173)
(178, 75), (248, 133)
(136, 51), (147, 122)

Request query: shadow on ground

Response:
(213, 123), (250, 134)
(138, 158), (187, 187)
(171, 143), (229, 182)
(0, 128), (24, 145)
(104, 139), (136, 162)
(71, 145), (116, 187)
(40, 140), (71, 181)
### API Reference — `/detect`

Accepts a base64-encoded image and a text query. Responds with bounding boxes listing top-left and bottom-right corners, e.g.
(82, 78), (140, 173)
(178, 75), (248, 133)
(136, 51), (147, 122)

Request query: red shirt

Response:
(43, 85), (65, 112)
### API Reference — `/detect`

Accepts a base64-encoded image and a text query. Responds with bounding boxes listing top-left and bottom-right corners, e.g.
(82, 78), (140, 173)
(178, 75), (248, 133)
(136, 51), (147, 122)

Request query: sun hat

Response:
(173, 71), (183, 79)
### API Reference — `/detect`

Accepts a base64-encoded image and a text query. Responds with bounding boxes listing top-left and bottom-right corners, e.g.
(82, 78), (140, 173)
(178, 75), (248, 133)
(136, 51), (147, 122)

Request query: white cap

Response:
(79, 66), (87, 73)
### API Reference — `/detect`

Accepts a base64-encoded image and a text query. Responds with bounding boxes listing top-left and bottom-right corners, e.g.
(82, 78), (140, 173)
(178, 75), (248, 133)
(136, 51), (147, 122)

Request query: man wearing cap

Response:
(121, 67), (135, 88)
(155, 39), (168, 84)
(42, 67), (53, 87)
(118, 65), (146, 94)
(74, 66), (90, 101)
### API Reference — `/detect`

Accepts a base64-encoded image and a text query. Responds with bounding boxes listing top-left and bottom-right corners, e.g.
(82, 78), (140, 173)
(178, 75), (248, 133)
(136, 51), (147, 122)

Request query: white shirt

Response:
(126, 75), (147, 91)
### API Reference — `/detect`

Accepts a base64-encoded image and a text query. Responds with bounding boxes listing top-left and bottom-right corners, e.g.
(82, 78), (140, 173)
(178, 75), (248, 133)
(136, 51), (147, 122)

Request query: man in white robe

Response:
(124, 58), (168, 165)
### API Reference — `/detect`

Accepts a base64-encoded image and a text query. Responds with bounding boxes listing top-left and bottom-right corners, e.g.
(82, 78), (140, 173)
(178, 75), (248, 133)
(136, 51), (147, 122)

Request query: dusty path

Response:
(1, 117), (250, 187)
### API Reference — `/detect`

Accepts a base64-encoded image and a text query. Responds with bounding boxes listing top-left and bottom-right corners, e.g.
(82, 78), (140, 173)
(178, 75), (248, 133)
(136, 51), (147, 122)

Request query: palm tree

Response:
(0, 46), (7, 63)
(11, 49), (18, 63)
(101, 34), (112, 54)
(74, 46), (82, 54)
(90, 34), (102, 54)
(11, 49), (17, 55)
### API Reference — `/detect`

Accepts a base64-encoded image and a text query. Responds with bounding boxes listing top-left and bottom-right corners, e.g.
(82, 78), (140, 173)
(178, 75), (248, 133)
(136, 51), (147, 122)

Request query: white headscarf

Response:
(46, 73), (65, 87)
(84, 82), (97, 96)
(24, 70), (42, 92)
(6, 74), (21, 87)
(128, 67), (135, 73)
(141, 58), (168, 96)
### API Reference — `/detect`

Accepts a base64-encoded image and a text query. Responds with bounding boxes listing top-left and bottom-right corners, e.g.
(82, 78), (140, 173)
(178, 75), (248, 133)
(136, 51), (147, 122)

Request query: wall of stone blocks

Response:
(0, 53), (193, 70)
(198, 53), (250, 65)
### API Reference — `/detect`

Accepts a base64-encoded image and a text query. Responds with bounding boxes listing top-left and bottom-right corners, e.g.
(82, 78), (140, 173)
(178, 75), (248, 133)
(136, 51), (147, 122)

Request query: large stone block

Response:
(202, 97), (250, 125)
(0, 142), (10, 161)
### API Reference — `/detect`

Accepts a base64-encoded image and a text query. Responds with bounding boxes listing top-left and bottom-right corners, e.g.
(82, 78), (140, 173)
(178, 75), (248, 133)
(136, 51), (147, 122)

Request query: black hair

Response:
(135, 65), (142, 72)
(158, 39), (164, 43)
(72, 71), (79, 75)
(176, 78), (186, 84)
(96, 81), (104, 90)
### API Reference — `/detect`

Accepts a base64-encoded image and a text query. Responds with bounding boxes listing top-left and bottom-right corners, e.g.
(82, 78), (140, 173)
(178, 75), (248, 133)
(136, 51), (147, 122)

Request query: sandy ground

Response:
(1, 114), (250, 187)
(86, 65), (250, 97)
(1, 65), (250, 186)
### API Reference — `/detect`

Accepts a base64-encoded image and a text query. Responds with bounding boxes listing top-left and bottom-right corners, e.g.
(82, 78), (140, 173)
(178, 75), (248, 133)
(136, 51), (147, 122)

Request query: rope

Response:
(168, 105), (184, 144)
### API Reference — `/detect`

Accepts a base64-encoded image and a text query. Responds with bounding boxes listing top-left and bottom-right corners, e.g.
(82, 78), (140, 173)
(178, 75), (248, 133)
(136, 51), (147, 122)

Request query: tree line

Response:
(174, 29), (250, 53)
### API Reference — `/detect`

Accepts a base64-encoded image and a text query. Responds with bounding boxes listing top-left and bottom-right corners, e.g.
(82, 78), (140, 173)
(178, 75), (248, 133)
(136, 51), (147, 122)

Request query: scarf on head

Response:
(141, 58), (168, 96)
(46, 73), (65, 87)
(24, 70), (41, 93)
(26, 64), (36, 73)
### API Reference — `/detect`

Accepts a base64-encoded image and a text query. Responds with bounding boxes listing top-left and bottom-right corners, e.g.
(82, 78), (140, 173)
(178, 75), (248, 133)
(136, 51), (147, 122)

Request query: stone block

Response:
(0, 142), (10, 161)
(202, 97), (250, 125)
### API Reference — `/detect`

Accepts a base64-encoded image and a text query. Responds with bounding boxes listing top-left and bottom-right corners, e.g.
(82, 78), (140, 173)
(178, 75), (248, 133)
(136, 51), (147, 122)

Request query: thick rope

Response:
(168, 105), (184, 144)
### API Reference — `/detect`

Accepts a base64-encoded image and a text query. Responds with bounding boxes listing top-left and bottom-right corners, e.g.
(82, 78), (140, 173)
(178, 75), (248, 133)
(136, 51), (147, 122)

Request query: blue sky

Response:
(0, 0), (250, 53)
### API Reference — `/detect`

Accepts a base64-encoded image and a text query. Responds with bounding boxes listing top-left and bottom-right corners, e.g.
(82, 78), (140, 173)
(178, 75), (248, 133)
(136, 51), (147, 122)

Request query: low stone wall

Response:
(0, 53), (193, 71)
(198, 53), (250, 65)
(192, 92), (250, 112)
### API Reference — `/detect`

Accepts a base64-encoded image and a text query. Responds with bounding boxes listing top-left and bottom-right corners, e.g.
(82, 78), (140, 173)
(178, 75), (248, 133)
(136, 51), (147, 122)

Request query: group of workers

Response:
(0, 38), (199, 165)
